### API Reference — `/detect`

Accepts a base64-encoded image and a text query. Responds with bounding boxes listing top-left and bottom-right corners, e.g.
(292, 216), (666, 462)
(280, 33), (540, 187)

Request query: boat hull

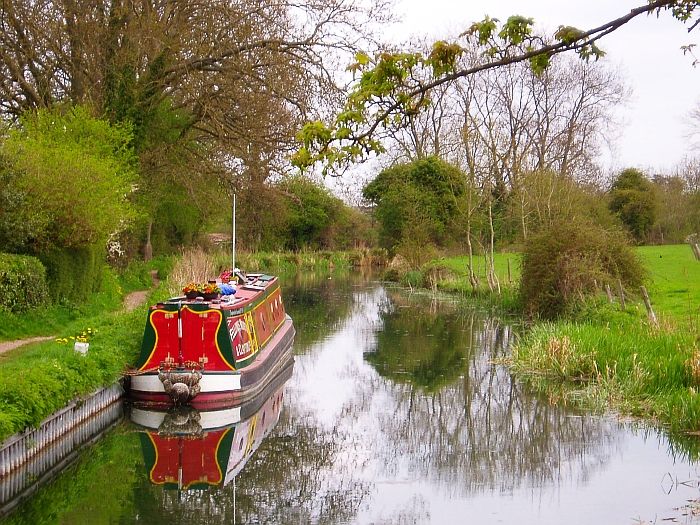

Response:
(128, 316), (295, 410)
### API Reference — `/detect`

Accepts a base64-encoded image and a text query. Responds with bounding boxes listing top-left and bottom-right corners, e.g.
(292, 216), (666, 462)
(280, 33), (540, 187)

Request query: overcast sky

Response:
(389, 0), (700, 174)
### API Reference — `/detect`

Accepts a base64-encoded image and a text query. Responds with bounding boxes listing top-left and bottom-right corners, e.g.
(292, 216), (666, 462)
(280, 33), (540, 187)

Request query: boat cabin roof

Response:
(159, 273), (279, 312)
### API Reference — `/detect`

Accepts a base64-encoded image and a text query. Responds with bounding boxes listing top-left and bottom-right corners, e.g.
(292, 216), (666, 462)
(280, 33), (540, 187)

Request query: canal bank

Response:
(2, 271), (699, 524)
(394, 244), (700, 436)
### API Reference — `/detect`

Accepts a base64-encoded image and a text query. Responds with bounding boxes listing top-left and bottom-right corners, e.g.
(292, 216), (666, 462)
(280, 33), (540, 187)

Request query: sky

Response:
(388, 0), (700, 174)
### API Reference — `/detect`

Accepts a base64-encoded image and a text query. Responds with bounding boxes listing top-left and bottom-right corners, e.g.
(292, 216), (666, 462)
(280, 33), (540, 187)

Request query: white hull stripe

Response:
(130, 406), (242, 430)
(130, 373), (242, 393)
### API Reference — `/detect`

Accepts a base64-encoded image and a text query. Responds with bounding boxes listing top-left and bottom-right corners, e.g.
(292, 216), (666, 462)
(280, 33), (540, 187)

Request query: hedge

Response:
(0, 253), (49, 312)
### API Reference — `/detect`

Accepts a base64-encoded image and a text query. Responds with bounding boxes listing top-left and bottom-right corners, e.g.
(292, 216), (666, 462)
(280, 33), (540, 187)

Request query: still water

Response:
(2, 271), (700, 524)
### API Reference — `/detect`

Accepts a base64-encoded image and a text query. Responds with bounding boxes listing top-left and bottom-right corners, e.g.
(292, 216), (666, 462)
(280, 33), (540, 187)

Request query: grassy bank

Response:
(0, 256), (172, 342)
(511, 245), (698, 432)
(425, 245), (700, 433)
(0, 249), (382, 443)
(0, 257), (174, 442)
(234, 247), (388, 274)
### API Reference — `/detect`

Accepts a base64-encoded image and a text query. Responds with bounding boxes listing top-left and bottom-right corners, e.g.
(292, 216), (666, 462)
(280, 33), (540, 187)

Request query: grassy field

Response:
(636, 244), (700, 329)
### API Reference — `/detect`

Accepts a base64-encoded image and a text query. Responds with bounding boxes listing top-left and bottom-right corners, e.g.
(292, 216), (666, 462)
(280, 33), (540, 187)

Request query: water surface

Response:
(2, 271), (700, 524)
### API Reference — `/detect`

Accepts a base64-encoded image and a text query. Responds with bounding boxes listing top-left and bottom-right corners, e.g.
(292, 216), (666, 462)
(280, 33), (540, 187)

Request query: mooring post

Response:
(640, 286), (658, 327)
(605, 283), (614, 303)
(617, 279), (626, 311)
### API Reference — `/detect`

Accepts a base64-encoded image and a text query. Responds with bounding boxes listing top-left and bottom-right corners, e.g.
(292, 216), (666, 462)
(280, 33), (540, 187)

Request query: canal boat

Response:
(127, 271), (295, 409)
(130, 363), (290, 490)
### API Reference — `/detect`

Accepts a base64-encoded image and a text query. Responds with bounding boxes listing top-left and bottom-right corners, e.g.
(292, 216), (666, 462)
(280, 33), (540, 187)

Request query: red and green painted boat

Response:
(130, 363), (291, 490)
(127, 272), (295, 409)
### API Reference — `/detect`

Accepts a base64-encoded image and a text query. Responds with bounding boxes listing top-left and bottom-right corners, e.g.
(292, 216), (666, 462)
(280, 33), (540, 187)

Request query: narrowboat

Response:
(126, 271), (294, 409)
(130, 363), (291, 490)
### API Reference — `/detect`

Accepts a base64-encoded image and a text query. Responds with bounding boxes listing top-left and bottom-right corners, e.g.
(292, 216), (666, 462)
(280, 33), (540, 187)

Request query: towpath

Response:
(0, 270), (160, 356)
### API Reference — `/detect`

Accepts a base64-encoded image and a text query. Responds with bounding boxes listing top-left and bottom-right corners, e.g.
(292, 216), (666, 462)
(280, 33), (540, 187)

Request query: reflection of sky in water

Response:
(286, 282), (700, 525)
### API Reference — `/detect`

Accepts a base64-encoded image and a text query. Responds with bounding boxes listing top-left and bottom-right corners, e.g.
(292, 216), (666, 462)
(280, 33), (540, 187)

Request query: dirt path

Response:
(123, 270), (160, 312)
(0, 336), (55, 356)
(0, 270), (161, 356)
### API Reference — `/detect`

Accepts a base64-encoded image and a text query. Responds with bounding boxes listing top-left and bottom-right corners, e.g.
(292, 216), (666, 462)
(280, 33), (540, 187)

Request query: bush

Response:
(519, 219), (645, 319)
(0, 253), (49, 312)
(40, 244), (106, 305)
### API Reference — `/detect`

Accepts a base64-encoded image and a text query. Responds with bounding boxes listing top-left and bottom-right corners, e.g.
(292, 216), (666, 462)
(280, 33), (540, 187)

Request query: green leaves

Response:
(468, 16), (499, 45)
(554, 25), (584, 45)
(1, 106), (137, 251)
(427, 41), (464, 77)
(498, 15), (534, 45)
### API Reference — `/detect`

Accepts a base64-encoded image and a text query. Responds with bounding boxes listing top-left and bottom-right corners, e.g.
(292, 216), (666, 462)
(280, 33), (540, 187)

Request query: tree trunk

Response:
(144, 220), (153, 262)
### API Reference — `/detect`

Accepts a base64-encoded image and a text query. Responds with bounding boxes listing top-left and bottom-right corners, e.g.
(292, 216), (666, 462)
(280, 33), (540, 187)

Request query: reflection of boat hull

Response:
(127, 274), (295, 409)
(131, 362), (291, 490)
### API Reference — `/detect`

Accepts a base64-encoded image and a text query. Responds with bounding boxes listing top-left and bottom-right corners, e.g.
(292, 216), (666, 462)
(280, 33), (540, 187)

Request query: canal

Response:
(2, 271), (700, 524)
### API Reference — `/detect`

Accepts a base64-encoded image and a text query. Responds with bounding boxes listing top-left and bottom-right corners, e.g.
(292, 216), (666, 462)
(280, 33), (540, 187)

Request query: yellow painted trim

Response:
(147, 433), (162, 484)
(139, 309), (165, 371)
(250, 289), (286, 350)
(243, 311), (260, 357)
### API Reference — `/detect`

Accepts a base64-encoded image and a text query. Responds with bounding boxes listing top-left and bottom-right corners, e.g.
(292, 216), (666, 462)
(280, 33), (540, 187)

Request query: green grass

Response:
(428, 245), (700, 434)
(0, 257), (170, 342)
(506, 244), (700, 435)
(0, 258), (172, 442)
(636, 244), (700, 329)
(437, 252), (521, 292)
(232, 248), (388, 275)
(0, 306), (144, 442)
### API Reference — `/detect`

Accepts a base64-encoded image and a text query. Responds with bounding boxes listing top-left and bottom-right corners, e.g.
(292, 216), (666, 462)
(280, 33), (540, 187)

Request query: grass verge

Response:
(0, 259), (173, 442)
(508, 245), (700, 433)
(429, 245), (700, 433)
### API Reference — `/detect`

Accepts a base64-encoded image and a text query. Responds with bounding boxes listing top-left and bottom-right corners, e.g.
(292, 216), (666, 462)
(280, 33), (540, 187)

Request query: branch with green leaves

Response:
(293, 0), (698, 174)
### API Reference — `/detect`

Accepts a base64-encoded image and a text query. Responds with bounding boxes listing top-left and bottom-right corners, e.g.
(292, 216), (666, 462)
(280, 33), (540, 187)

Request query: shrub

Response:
(519, 218), (645, 319)
(40, 244), (105, 304)
(0, 253), (49, 312)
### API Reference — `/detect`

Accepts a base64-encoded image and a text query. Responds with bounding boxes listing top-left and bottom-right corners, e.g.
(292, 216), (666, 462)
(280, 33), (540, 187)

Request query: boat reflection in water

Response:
(129, 362), (292, 491)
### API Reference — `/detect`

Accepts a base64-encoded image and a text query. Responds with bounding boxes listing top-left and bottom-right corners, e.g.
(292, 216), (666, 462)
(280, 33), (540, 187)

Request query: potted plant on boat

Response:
(182, 282), (203, 300)
(202, 282), (221, 301)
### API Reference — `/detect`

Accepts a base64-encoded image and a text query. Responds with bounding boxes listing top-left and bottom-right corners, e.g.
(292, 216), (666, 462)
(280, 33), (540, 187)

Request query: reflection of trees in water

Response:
(282, 270), (362, 351)
(362, 289), (623, 496)
(234, 409), (370, 524)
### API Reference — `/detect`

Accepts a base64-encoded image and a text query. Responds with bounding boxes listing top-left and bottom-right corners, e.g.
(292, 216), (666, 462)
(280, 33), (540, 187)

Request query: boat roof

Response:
(158, 274), (279, 312)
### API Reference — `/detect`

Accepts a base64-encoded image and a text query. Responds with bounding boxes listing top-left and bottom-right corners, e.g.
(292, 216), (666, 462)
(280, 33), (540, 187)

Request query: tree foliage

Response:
(608, 168), (658, 242)
(0, 0), (387, 255)
(275, 176), (372, 251)
(363, 156), (467, 253)
(0, 106), (137, 252)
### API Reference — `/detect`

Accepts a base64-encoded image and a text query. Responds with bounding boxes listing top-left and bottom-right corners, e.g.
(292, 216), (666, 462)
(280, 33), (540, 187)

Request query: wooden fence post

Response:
(605, 283), (614, 303)
(640, 286), (658, 327)
(617, 279), (626, 311)
(507, 258), (512, 285)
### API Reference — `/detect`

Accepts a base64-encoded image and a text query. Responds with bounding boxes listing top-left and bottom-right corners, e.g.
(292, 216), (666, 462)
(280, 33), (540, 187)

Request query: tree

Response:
(0, 0), (388, 254)
(363, 156), (467, 258)
(293, 0), (697, 171)
(608, 168), (658, 242)
(0, 106), (136, 252)
(266, 175), (373, 251)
